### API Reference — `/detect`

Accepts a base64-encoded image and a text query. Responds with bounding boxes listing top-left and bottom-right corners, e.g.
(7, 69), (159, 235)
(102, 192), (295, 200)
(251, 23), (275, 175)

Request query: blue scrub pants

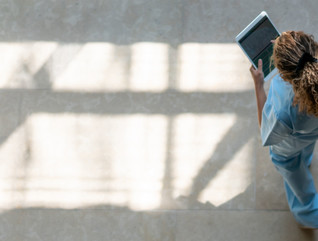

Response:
(270, 142), (318, 228)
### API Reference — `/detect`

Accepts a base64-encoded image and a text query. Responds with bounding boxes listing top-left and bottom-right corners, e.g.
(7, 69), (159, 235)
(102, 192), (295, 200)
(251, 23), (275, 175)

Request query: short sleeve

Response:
(261, 96), (292, 146)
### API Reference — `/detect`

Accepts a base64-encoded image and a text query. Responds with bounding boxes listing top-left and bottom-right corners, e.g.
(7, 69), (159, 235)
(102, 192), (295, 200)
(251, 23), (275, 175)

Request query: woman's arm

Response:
(250, 59), (267, 127)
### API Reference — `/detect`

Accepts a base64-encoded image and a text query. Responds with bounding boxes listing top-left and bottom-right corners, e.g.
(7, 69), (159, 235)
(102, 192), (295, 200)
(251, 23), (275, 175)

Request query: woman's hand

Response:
(249, 58), (266, 127)
(249, 59), (264, 89)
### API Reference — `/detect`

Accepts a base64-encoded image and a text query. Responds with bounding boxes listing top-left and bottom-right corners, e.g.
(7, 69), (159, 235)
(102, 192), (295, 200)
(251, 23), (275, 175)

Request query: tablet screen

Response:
(239, 16), (279, 76)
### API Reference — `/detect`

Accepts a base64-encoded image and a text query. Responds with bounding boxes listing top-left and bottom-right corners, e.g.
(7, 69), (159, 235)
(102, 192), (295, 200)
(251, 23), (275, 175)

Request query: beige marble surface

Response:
(0, 0), (318, 240)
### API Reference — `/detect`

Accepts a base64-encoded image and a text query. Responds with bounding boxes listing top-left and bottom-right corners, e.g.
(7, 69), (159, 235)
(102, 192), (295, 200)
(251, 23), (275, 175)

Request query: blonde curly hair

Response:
(272, 31), (318, 116)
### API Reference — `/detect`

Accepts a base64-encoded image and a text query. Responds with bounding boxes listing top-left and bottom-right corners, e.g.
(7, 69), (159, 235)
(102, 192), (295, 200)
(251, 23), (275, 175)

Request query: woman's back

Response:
(262, 75), (318, 157)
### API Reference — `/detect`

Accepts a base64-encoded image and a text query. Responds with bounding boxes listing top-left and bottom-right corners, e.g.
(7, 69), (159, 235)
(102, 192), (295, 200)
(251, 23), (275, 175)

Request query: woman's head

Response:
(273, 31), (318, 116)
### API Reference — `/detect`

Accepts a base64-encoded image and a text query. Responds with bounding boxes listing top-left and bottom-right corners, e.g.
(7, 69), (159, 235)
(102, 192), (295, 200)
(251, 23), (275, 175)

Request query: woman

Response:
(250, 31), (318, 229)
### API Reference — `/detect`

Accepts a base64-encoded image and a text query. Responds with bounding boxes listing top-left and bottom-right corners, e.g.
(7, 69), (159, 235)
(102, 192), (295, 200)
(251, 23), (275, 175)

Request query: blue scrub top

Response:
(261, 75), (318, 157)
(261, 75), (318, 228)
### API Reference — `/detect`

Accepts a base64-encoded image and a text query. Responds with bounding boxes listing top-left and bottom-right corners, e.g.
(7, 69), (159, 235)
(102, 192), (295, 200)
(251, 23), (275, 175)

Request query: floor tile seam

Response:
(0, 89), (49, 92)
(172, 209), (290, 212)
(0, 208), (290, 213)
(147, 208), (291, 213)
(0, 89), (84, 94)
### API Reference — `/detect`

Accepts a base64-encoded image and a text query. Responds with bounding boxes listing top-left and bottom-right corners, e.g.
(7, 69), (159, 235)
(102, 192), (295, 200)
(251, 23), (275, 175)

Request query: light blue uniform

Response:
(261, 75), (318, 228)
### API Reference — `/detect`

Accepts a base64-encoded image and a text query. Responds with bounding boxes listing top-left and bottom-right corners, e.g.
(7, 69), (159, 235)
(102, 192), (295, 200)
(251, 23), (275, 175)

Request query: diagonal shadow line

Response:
(0, 91), (25, 155)
(0, 44), (85, 147)
(0, 44), (85, 153)
(31, 43), (84, 89)
(9, 43), (84, 89)
(188, 116), (256, 201)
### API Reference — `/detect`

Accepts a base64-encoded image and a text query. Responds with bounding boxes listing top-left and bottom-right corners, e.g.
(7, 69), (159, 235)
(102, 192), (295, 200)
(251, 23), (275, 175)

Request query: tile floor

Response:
(0, 0), (318, 240)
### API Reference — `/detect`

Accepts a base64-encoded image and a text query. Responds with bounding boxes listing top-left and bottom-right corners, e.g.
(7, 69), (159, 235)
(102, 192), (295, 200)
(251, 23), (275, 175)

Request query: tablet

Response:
(236, 11), (280, 81)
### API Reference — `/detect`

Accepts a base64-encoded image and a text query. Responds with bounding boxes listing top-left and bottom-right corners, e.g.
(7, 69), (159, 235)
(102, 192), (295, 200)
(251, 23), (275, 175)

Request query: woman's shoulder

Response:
(270, 75), (294, 101)
(263, 75), (301, 132)
(268, 75), (294, 116)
